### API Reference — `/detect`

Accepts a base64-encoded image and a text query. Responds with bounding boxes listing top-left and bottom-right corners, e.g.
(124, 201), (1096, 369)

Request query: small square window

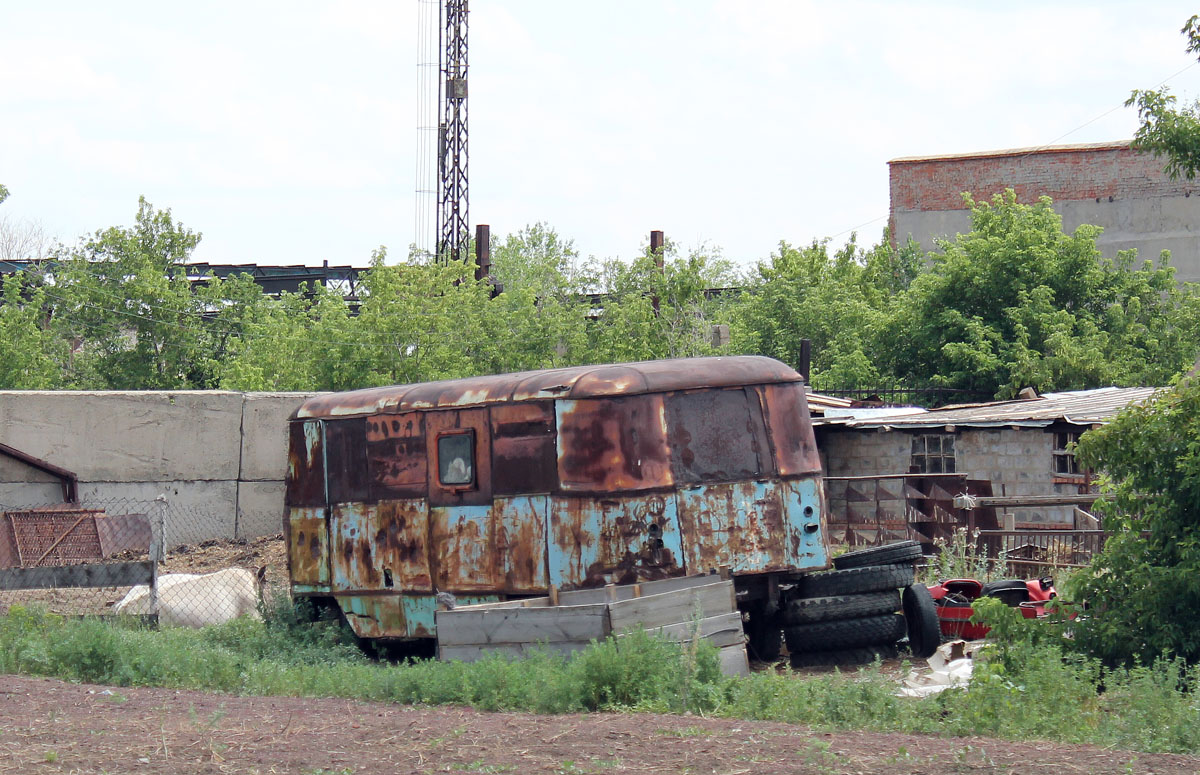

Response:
(911, 433), (956, 476)
(438, 433), (475, 486)
(1053, 431), (1082, 477)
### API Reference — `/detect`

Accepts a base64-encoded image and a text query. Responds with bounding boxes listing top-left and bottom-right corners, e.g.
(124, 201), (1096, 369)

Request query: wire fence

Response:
(0, 496), (287, 624)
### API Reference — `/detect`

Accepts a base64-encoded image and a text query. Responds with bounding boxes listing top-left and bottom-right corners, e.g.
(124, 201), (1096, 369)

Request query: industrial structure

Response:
(415, 0), (470, 263)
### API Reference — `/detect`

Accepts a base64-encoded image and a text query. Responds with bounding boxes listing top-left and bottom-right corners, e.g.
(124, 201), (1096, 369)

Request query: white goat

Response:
(114, 567), (265, 628)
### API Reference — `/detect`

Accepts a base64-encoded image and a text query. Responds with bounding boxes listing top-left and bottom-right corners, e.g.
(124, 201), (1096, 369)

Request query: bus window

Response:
(438, 432), (475, 486)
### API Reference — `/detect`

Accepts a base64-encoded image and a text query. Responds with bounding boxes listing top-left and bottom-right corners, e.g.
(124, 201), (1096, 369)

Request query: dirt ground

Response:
(2, 675), (1196, 775)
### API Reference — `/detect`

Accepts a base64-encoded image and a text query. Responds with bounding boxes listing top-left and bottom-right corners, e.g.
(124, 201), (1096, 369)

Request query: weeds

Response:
(920, 527), (1008, 583)
(4, 602), (1200, 755)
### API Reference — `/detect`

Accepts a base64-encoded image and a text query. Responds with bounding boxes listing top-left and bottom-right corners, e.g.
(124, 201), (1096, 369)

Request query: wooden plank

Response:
(445, 596), (552, 611)
(631, 611), (745, 649)
(434, 604), (609, 646)
(608, 581), (736, 632)
(438, 641), (585, 663)
(557, 573), (721, 607)
(968, 494), (1101, 508)
(0, 560), (153, 591)
(718, 643), (750, 677)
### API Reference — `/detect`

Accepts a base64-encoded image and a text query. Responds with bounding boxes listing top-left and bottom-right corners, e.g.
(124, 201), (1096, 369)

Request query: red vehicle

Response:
(926, 577), (1057, 639)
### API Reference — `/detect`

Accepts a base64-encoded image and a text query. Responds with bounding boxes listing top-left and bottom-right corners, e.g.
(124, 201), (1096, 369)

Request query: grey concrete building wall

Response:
(0, 391), (322, 545)
(889, 142), (1200, 284)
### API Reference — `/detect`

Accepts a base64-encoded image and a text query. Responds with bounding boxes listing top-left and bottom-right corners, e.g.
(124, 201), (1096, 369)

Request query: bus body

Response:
(284, 355), (829, 641)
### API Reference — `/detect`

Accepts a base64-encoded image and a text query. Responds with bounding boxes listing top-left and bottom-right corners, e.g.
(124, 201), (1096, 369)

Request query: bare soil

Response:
(2, 675), (1195, 775)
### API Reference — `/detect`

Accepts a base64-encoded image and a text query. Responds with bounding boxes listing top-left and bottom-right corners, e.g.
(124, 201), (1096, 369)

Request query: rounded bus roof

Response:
(294, 355), (803, 419)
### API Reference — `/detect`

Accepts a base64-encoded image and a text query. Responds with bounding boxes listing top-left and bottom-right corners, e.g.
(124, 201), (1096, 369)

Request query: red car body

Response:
(926, 577), (1057, 639)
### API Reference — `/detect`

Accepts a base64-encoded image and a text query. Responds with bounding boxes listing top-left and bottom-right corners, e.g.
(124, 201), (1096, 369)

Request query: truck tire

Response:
(789, 644), (898, 669)
(833, 540), (923, 570)
(779, 589), (901, 625)
(784, 613), (907, 654)
(800, 563), (916, 598)
(902, 584), (941, 659)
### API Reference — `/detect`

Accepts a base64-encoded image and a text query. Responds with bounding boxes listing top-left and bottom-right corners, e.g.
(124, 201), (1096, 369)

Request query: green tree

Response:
(0, 272), (63, 389)
(51, 198), (214, 389)
(1127, 15), (1200, 179)
(479, 223), (592, 372)
(731, 233), (907, 388)
(588, 240), (738, 363)
(1073, 373), (1200, 664)
(881, 190), (1200, 398)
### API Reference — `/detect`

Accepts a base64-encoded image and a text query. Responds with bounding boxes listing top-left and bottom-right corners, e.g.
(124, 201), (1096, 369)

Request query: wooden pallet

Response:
(434, 573), (749, 676)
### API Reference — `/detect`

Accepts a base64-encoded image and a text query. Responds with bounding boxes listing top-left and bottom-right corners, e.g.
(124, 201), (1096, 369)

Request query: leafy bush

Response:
(1073, 375), (1200, 665)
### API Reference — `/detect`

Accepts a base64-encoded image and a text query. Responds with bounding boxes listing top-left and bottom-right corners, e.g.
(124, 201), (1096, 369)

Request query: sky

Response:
(3, 1), (1200, 270)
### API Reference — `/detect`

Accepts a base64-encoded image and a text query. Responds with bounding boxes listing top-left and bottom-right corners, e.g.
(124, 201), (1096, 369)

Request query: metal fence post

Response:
(149, 495), (167, 619)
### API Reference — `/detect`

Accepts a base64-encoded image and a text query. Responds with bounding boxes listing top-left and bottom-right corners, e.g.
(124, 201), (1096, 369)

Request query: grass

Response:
(3, 599), (1200, 755)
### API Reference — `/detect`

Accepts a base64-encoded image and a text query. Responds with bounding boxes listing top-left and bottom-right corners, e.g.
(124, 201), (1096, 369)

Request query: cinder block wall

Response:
(0, 391), (322, 545)
(888, 142), (1200, 284)
(820, 427), (1081, 526)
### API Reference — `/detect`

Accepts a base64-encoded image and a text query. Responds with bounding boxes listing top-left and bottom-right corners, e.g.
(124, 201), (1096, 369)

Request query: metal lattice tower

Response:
(438, 0), (469, 262)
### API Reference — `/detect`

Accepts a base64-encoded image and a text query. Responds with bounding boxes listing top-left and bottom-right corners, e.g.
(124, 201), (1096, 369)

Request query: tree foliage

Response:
(1127, 15), (1200, 180)
(881, 190), (1199, 398)
(732, 233), (916, 388)
(1073, 375), (1200, 664)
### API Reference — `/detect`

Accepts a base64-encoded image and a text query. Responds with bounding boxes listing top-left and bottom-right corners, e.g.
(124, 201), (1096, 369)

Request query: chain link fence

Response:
(0, 496), (288, 624)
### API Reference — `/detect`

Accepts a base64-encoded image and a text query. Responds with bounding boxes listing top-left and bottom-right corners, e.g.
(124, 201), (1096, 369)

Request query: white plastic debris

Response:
(896, 639), (979, 698)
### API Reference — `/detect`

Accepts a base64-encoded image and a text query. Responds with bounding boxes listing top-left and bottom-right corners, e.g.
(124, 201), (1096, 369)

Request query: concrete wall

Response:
(889, 142), (1200, 284)
(819, 426), (1087, 525)
(0, 391), (322, 545)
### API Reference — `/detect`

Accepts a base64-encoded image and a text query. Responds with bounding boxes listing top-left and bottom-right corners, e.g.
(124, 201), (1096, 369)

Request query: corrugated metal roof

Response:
(296, 355), (805, 418)
(816, 386), (1158, 430)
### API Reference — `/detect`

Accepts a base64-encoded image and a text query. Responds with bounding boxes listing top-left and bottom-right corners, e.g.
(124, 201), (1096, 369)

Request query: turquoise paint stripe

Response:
(783, 477), (828, 569)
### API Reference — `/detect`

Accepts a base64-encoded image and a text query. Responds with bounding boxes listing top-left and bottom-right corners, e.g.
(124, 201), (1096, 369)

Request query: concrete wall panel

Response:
(0, 391), (319, 543)
(0, 391), (244, 481)
(238, 393), (322, 482)
(236, 481), (287, 540)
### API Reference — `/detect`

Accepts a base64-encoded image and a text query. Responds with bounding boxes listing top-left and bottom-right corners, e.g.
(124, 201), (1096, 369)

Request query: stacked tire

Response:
(781, 540), (940, 667)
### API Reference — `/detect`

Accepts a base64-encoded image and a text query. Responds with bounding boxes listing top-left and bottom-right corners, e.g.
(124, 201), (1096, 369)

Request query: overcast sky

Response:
(3, 1), (1199, 270)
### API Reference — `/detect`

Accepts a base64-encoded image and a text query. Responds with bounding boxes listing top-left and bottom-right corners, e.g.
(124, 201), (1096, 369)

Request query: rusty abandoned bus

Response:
(284, 355), (829, 655)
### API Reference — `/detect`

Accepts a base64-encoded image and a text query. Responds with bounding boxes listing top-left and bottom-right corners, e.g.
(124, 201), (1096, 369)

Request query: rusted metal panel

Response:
(675, 481), (789, 573)
(5, 509), (105, 567)
(548, 494), (685, 589)
(285, 420), (325, 507)
(366, 412), (427, 500)
(491, 496), (548, 592)
(95, 513), (152, 558)
(780, 476), (829, 571)
(426, 409), (492, 508)
(762, 383), (823, 477)
(556, 396), (673, 493)
(665, 388), (766, 484)
(491, 402), (556, 495)
(430, 505), (494, 592)
(330, 500), (433, 592)
(287, 506), (330, 588)
(338, 594), (407, 639)
(295, 356), (804, 419)
(325, 418), (370, 504)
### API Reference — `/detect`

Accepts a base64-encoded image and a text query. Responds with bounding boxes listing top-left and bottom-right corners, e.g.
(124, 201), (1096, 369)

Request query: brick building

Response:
(889, 141), (1200, 284)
